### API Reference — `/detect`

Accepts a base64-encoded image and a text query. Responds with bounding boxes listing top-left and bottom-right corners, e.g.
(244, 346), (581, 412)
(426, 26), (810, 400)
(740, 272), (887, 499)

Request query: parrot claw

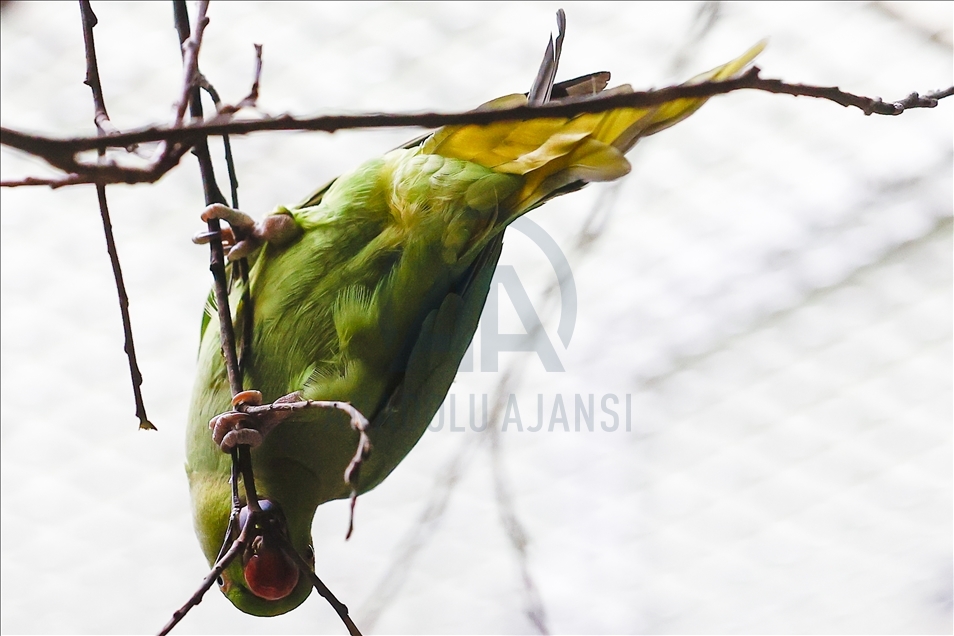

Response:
(209, 391), (307, 452)
(200, 203), (256, 233)
(232, 390), (263, 408)
(197, 204), (302, 261)
(220, 427), (264, 450)
(210, 412), (261, 450)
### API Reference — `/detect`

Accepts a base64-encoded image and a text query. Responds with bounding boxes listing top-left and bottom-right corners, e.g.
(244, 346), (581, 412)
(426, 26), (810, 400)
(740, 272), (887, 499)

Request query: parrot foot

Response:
(211, 413), (263, 450)
(209, 390), (302, 451)
(193, 203), (301, 261)
(209, 390), (371, 463)
(209, 389), (371, 538)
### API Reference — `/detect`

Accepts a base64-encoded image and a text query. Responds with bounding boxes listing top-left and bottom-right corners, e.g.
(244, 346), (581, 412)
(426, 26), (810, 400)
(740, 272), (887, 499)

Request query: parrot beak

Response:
(235, 499), (302, 602)
(242, 533), (300, 601)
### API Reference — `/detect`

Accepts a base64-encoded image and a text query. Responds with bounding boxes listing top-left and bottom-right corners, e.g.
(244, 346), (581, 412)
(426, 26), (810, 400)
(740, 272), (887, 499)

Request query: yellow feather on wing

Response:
(422, 41), (766, 217)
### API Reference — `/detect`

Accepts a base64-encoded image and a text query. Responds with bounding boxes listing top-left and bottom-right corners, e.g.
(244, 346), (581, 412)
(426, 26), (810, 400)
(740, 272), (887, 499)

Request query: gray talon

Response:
(220, 428), (264, 451)
(210, 412), (253, 448)
(200, 203), (256, 233)
(225, 239), (257, 261)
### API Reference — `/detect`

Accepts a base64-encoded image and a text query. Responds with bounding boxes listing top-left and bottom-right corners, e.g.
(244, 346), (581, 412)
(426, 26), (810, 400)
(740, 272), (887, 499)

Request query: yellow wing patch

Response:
(423, 41), (765, 216)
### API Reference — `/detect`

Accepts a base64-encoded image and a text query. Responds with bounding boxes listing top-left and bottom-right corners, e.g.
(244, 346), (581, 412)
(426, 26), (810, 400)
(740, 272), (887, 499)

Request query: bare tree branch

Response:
(158, 506), (251, 636)
(159, 6), (369, 633)
(215, 43), (263, 116)
(2, 67), (950, 189)
(279, 541), (363, 636)
(159, 5), (254, 632)
(173, 0), (210, 127)
(78, 0), (154, 430)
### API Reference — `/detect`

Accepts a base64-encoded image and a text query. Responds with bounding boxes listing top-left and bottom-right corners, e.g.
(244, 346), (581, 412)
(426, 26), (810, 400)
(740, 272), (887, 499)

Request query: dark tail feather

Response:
(527, 9), (566, 105)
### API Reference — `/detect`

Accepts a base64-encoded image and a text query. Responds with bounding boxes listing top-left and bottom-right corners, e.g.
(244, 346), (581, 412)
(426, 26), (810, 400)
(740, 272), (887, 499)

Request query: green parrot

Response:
(185, 21), (765, 616)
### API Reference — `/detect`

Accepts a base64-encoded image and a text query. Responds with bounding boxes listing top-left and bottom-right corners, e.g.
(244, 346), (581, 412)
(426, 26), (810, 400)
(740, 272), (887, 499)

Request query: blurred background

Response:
(1, 2), (951, 633)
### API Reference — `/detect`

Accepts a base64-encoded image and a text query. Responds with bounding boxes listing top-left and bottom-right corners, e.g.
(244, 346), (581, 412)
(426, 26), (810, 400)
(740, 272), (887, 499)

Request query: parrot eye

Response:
(304, 545), (315, 563)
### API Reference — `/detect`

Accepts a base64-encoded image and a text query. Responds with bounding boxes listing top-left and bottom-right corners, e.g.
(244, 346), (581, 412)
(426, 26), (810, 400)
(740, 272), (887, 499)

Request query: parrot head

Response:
(215, 499), (316, 616)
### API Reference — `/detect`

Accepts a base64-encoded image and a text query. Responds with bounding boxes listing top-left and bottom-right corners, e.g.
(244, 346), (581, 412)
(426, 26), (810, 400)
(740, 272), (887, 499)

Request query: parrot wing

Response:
(294, 177), (338, 210)
(356, 234), (504, 491)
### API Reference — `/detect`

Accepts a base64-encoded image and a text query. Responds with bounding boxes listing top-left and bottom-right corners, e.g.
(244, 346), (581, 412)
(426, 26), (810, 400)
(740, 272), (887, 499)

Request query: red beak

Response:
(243, 540), (300, 601)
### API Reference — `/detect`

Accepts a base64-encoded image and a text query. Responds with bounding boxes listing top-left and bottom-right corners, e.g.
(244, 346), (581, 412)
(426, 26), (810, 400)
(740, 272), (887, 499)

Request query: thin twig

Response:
(0, 174), (94, 188)
(195, 76), (253, 371)
(160, 5), (250, 632)
(173, 0), (210, 126)
(235, 258), (253, 372)
(195, 80), (241, 205)
(489, 424), (549, 634)
(92, 181), (155, 429)
(0, 145), (192, 188)
(171, 0), (270, 596)
(172, 1), (238, 398)
(78, 0), (154, 430)
(237, 445), (260, 512)
(79, 1), (113, 136)
(279, 542), (363, 636)
(355, 369), (512, 630)
(217, 43), (263, 115)
(211, 447), (242, 566)
(158, 511), (251, 636)
(9, 69), (945, 149)
(3, 68), (950, 188)
(162, 7), (366, 633)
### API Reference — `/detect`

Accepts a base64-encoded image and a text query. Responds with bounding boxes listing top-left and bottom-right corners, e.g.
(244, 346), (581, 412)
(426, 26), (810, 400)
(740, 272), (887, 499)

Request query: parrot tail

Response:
(422, 40), (766, 219)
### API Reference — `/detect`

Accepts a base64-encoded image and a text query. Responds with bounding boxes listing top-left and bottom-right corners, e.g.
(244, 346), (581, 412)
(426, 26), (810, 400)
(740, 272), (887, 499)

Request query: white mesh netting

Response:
(2, 2), (951, 633)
